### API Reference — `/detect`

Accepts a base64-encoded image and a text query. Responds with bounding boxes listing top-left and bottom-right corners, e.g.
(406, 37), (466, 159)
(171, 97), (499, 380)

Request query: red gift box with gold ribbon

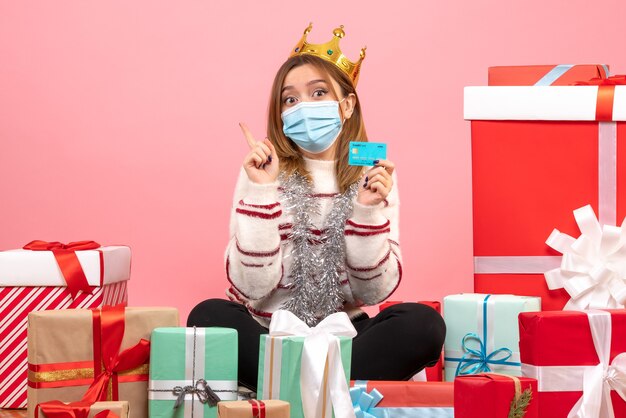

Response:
(465, 75), (626, 310)
(454, 373), (538, 418)
(27, 305), (178, 418)
(0, 241), (130, 409)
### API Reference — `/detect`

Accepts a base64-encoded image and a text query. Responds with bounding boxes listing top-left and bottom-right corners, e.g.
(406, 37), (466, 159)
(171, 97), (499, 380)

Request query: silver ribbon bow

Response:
(173, 379), (221, 408)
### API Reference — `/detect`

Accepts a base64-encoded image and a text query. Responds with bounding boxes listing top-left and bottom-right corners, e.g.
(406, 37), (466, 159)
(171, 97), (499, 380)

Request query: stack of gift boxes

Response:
(452, 63), (626, 418)
(1, 63), (625, 418)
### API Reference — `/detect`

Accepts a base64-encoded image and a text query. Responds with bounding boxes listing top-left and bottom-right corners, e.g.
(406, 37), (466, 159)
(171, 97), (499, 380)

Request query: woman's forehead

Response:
(283, 64), (329, 88)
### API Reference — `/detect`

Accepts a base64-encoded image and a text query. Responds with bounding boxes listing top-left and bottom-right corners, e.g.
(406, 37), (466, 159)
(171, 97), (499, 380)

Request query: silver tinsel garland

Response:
(279, 171), (358, 326)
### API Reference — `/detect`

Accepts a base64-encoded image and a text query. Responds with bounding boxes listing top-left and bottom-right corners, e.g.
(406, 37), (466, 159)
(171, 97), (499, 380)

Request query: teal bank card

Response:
(348, 142), (387, 166)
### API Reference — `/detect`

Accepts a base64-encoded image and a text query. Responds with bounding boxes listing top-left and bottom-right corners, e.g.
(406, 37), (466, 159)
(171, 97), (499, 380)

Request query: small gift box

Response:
(217, 400), (290, 418)
(378, 300), (441, 312)
(27, 305), (179, 418)
(519, 310), (626, 417)
(488, 64), (608, 86)
(148, 327), (239, 418)
(36, 401), (130, 418)
(0, 241), (130, 408)
(454, 373), (538, 418)
(350, 380), (454, 417)
(257, 310), (355, 418)
(443, 294), (540, 381)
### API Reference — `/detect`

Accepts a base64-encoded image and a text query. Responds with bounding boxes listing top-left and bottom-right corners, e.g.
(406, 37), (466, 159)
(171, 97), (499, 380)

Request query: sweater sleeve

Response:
(224, 168), (284, 300)
(344, 170), (402, 305)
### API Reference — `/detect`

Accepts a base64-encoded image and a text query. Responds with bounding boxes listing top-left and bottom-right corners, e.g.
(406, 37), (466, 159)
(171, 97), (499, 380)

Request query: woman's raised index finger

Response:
(239, 122), (257, 149)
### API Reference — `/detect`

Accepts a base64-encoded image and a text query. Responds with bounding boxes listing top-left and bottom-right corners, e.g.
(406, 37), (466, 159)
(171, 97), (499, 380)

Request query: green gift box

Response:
(257, 311), (355, 418)
(149, 327), (238, 418)
(443, 293), (541, 381)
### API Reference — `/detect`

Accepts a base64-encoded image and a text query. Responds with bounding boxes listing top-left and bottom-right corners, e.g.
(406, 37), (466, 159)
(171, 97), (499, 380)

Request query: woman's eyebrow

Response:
(281, 79), (328, 94)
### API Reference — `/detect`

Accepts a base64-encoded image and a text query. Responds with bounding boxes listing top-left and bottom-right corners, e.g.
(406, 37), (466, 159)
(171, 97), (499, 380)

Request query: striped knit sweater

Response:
(225, 157), (402, 327)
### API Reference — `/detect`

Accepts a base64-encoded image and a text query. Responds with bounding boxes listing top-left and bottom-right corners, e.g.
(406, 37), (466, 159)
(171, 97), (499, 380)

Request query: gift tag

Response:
(348, 142), (387, 166)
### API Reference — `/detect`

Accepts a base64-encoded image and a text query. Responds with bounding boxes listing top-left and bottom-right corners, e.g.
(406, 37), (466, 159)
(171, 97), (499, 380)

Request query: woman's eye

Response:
(313, 89), (327, 97)
(283, 96), (297, 105)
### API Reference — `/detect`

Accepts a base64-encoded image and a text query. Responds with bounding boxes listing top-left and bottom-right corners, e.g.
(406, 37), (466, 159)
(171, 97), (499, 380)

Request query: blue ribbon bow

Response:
(453, 333), (516, 376)
(350, 381), (385, 418)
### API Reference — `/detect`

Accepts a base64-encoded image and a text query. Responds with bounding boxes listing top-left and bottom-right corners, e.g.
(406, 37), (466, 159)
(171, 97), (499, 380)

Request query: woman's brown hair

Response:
(267, 54), (367, 193)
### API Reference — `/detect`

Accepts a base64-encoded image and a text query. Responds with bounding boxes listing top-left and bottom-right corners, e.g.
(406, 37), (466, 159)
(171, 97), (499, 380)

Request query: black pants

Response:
(187, 299), (446, 390)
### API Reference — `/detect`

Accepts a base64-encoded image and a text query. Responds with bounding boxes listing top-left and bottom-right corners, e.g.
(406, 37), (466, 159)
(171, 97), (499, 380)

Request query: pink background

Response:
(2, 1), (625, 322)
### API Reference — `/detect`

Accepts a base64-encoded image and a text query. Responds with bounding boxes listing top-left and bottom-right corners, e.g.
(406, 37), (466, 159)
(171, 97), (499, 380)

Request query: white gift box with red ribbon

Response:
(0, 243), (130, 408)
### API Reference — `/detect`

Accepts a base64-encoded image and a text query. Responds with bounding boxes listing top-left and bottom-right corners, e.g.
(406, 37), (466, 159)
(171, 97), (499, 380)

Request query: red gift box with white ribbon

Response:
(465, 76), (626, 310)
(519, 310), (626, 417)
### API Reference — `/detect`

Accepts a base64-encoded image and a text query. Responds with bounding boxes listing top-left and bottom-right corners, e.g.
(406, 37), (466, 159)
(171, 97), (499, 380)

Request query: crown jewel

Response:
(290, 23), (366, 86)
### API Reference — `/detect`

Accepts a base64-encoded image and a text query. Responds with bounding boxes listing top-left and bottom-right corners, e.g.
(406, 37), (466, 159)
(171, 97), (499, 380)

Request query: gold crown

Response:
(289, 23), (366, 86)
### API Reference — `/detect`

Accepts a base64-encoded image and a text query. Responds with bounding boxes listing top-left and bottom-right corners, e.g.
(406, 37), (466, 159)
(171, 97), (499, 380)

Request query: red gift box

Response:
(350, 380), (453, 416)
(454, 373), (538, 418)
(379, 300), (441, 313)
(465, 78), (626, 310)
(488, 64), (608, 86)
(379, 301), (443, 381)
(519, 310), (626, 417)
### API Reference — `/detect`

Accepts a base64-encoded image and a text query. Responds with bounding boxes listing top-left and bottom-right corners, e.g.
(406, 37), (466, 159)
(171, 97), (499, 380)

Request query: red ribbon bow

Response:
(575, 75), (626, 86)
(23, 240), (102, 299)
(248, 400), (266, 418)
(81, 304), (151, 403)
(575, 75), (626, 121)
(36, 401), (120, 418)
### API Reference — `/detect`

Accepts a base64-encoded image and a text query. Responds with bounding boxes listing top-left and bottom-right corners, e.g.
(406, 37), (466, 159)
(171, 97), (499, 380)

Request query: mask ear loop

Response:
(338, 97), (348, 124)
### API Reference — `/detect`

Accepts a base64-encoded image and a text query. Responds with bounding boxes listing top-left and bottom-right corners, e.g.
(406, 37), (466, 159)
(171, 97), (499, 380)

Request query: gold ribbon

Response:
(28, 364), (149, 387)
(488, 372), (522, 401)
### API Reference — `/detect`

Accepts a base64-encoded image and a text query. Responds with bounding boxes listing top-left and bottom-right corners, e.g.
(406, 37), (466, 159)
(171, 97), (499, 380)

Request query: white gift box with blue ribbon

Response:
(443, 293), (541, 381)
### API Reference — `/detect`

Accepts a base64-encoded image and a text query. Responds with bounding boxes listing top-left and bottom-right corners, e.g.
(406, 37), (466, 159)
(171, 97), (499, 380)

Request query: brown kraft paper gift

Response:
(217, 400), (290, 418)
(27, 306), (179, 418)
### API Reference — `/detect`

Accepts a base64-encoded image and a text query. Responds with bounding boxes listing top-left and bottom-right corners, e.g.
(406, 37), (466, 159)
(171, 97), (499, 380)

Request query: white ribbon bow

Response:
(544, 204), (626, 310)
(568, 311), (626, 418)
(269, 309), (358, 418)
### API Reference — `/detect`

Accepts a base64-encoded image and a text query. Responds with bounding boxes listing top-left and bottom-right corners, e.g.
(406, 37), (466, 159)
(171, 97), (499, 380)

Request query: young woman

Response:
(188, 24), (445, 390)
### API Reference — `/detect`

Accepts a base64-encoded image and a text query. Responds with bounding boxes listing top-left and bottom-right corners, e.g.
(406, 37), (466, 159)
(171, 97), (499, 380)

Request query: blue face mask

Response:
(281, 100), (344, 154)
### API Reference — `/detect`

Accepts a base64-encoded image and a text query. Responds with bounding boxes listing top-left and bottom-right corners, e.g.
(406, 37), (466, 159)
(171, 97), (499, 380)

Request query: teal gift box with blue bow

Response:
(443, 294), (541, 381)
(148, 327), (239, 418)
